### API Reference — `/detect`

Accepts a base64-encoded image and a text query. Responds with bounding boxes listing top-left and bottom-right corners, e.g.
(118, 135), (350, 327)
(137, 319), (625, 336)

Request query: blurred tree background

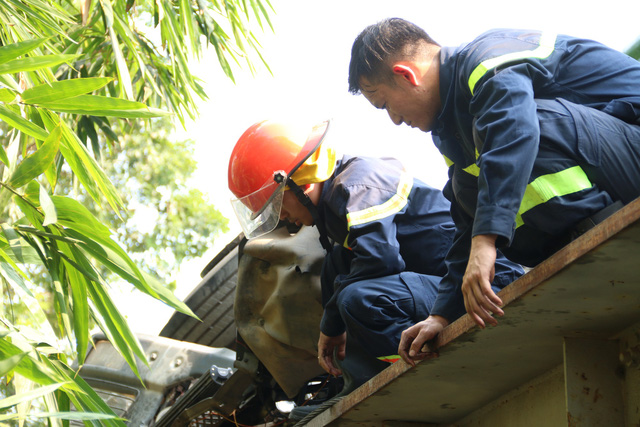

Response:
(0, 0), (272, 424)
(62, 118), (229, 288)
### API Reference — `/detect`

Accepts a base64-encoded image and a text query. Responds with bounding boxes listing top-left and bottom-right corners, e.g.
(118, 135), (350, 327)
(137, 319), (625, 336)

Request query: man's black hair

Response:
(348, 18), (439, 94)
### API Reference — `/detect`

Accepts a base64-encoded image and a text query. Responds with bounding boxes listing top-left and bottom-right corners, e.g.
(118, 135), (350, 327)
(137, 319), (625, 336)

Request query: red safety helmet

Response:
(228, 119), (335, 239)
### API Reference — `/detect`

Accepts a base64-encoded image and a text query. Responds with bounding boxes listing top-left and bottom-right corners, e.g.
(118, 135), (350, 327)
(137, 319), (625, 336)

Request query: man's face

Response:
(279, 190), (314, 227)
(359, 66), (441, 133)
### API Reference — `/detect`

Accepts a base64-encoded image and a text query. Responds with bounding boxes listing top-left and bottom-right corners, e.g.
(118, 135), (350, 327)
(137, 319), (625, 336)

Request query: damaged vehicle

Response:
(75, 225), (344, 426)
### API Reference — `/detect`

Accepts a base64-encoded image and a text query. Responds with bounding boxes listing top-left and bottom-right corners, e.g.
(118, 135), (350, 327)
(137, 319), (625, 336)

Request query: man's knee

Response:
(336, 282), (378, 324)
(336, 276), (414, 327)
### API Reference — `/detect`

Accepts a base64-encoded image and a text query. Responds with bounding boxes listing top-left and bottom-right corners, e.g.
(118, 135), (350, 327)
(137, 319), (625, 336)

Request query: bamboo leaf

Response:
(1, 223), (24, 263)
(55, 241), (148, 375)
(0, 352), (28, 377)
(0, 38), (49, 65)
(0, 411), (119, 421)
(108, 26), (134, 100)
(0, 104), (49, 141)
(13, 226), (83, 248)
(21, 77), (113, 104)
(98, 0), (114, 28)
(0, 238), (41, 266)
(0, 142), (9, 167)
(42, 112), (124, 213)
(0, 74), (20, 91)
(0, 88), (16, 102)
(23, 179), (42, 207)
(39, 185), (57, 227)
(3, 269), (56, 337)
(0, 382), (67, 410)
(0, 54), (78, 74)
(112, 15), (162, 99)
(57, 246), (103, 284)
(92, 116), (119, 144)
(3, 0), (73, 38)
(12, 196), (44, 232)
(84, 279), (144, 379)
(66, 229), (197, 318)
(36, 95), (171, 118)
(64, 258), (90, 364)
(145, 273), (199, 319)
(47, 261), (74, 350)
(0, 262), (33, 298)
(8, 125), (61, 188)
(46, 358), (126, 426)
(98, 0), (133, 99)
(60, 226), (153, 297)
(179, 0), (197, 52)
(66, 229), (144, 287)
(41, 112), (102, 208)
(0, 338), (57, 386)
(50, 196), (111, 237)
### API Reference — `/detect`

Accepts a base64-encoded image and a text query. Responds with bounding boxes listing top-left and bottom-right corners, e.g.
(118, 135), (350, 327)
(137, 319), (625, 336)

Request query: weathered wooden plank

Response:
(308, 197), (640, 426)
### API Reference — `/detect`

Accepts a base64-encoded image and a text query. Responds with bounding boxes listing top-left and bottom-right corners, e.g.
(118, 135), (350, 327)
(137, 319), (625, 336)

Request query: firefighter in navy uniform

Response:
(348, 19), (640, 365)
(227, 119), (524, 409)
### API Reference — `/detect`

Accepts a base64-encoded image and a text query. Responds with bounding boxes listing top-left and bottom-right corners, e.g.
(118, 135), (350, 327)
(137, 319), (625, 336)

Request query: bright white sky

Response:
(121, 0), (640, 334)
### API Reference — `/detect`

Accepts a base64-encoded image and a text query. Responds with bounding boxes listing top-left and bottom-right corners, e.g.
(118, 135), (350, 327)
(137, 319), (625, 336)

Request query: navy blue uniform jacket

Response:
(431, 29), (640, 320)
(318, 155), (521, 336)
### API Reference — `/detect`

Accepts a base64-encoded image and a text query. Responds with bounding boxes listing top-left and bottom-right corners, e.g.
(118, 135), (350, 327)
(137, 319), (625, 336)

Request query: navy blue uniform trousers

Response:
(321, 246), (507, 359)
(504, 98), (640, 265)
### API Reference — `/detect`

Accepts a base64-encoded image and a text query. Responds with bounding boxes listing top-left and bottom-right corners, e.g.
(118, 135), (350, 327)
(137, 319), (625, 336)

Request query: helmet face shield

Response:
(228, 118), (333, 240)
(231, 179), (286, 239)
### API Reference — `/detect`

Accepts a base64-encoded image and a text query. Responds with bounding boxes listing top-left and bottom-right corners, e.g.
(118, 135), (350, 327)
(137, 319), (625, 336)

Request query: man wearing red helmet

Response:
(228, 119), (523, 397)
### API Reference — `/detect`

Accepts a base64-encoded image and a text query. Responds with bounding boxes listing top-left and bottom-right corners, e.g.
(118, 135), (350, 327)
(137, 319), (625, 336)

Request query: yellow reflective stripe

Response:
(445, 150), (481, 176)
(377, 355), (401, 363)
(465, 148), (481, 175)
(468, 32), (557, 95)
(515, 166), (592, 228)
(346, 173), (413, 229)
(463, 163), (480, 176)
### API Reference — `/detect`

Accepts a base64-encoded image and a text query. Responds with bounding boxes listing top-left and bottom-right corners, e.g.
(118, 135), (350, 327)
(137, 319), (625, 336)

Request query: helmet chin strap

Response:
(286, 178), (333, 253)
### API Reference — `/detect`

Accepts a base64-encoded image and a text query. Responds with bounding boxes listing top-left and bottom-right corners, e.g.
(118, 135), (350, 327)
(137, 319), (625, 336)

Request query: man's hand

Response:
(398, 315), (449, 366)
(317, 332), (346, 376)
(462, 234), (502, 328)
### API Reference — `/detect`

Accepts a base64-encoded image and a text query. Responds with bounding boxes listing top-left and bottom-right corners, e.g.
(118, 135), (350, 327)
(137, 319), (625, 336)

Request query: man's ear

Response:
(304, 183), (323, 205)
(393, 64), (419, 86)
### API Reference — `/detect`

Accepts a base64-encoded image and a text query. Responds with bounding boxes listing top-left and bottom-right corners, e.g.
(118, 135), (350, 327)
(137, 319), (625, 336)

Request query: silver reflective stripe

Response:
(346, 172), (413, 229)
(343, 173), (413, 249)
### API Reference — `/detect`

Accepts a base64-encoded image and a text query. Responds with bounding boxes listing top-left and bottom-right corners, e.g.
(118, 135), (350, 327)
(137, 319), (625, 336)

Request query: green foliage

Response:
(0, 0), (272, 423)
(77, 119), (229, 284)
(626, 38), (640, 60)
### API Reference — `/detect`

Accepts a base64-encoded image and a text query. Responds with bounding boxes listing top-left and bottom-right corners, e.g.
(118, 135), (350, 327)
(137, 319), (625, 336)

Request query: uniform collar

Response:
(434, 46), (459, 137)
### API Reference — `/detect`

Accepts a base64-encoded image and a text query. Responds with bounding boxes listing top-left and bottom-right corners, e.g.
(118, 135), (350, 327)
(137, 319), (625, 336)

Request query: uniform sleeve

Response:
(470, 65), (541, 246)
(431, 176), (525, 322)
(320, 186), (407, 336)
(429, 178), (473, 321)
